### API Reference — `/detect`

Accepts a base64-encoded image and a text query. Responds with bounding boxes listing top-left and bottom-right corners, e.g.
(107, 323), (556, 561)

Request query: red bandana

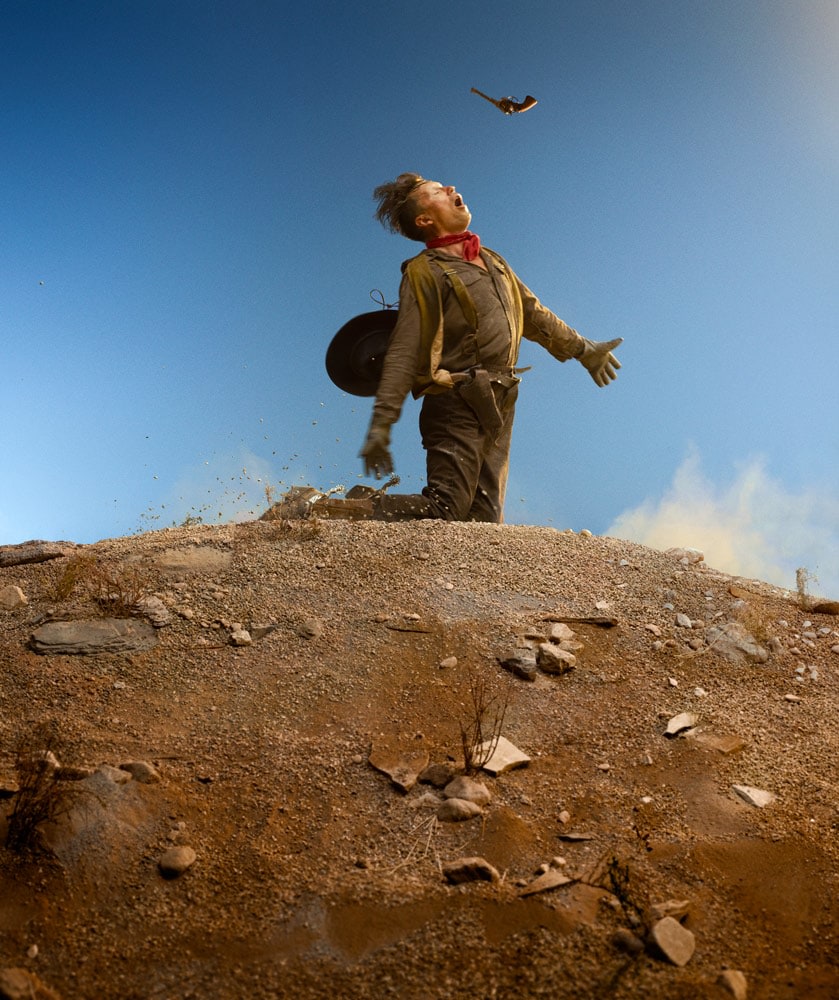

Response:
(426, 231), (482, 262)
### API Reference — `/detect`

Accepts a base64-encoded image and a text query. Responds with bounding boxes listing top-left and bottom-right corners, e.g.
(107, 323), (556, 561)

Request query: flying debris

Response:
(471, 87), (538, 115)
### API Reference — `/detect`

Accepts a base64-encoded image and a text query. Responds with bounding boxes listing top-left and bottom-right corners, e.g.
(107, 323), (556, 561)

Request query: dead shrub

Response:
(46, 552), (98, 601)
(456, 663), (514, 775)
(604, 855), (649, 934)
(46, 553), (154, 615)
(5, 721), (77, 855)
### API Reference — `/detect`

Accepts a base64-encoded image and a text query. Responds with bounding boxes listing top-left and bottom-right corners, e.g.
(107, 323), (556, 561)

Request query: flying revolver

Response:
(471, 86), (538, 115)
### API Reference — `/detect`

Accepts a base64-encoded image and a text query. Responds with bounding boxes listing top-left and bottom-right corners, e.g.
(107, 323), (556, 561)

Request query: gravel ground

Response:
(1, 517), (837, 999)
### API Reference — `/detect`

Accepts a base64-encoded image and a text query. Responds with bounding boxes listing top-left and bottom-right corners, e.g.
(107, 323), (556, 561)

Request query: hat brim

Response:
(325, 310), (398, 396)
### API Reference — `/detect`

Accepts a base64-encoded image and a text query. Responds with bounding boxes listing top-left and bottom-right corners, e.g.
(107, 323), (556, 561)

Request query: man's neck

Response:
(426, 230), (485, 266)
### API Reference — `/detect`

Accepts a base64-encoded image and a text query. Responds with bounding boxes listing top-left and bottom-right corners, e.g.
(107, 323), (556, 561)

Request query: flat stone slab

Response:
(476, 736), (530, 775)
(0, 540), (77, 566)
(153, 546), (232, 575)
(368, 744), (430, 793)
(519, 869), (574, 897)
(690, 732), (746, 755)
(665, 712), (698, 737)
(30, 618), (159, 655)
(732, 784), (775, 808)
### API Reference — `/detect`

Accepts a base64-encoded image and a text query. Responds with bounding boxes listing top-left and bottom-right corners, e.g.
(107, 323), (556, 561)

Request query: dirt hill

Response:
(1, 517), (837, 999)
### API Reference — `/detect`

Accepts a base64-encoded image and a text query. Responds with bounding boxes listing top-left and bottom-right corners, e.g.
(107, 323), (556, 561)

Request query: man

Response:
(358, 172), (622, 523)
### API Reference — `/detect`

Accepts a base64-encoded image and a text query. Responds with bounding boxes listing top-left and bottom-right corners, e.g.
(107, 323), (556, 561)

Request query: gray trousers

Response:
(376, 379), (519, 524)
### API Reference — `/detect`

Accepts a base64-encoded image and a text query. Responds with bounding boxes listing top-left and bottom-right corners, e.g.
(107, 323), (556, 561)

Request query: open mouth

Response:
(454, 195), (464, 207)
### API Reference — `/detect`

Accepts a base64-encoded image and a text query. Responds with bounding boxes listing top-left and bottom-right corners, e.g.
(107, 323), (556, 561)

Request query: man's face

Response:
(413, 181), (472, 237)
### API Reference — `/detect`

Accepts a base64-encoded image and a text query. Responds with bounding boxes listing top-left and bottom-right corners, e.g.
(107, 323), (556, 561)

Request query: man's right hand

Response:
(360, 424), (394, 479)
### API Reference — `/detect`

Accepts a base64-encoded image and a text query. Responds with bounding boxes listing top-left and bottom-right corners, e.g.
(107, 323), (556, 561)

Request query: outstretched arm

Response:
(514, 274), (623, 385)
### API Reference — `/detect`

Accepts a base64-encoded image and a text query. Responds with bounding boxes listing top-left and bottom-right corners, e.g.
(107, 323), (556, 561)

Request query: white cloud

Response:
(607, 449), (839, 598)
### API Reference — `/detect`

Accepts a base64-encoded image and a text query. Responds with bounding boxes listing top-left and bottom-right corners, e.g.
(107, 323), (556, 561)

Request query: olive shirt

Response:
(370, 246), (588, 431)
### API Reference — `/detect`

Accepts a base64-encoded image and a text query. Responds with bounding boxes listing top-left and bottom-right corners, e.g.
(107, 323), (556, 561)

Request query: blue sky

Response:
(3, 0), (838, 597)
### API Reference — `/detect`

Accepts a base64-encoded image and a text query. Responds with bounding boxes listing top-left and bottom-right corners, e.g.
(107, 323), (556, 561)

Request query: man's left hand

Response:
(578, 337), (623, 387)
(360, 424), (394, 479)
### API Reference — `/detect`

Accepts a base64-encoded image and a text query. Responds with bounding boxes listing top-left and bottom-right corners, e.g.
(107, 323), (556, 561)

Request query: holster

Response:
(457, 368), (505, 440)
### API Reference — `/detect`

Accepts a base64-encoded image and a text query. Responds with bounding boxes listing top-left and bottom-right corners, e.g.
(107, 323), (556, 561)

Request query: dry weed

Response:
(5, 720), (77, 855)
(457, 663), (514, 775)
(604, 855), (649, 933)
(46, 554), (154, 615)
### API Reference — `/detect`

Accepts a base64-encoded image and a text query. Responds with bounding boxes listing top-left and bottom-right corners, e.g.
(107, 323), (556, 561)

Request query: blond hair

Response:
(372, 173), (427, 241)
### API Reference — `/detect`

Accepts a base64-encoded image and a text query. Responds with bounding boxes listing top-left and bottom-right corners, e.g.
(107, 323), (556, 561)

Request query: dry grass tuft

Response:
(46, 554), (155, 615)
(5, 720), (77, 855)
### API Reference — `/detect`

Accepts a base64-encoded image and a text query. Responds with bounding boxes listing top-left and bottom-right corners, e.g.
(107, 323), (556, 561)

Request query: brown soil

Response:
(1, 518), (837, 999)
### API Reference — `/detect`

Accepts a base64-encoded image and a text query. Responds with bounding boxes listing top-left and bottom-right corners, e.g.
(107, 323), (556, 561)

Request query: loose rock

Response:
(498, 649), (537, 681)
(297, 618), (323, 640)
(665, 712), (698, 737)
(418, 762), (460, 788)
(0, 966), (62, 999)
(133, 596), (171, 627)
(732, 784), (775, 808)
(549, 622), (575, 642)
(718, 969), (748, 999)
(119, 760), (161, 784)
(442, 857), (500, 885)
(229, 628), (252, 647)
(437, 798), (483, 822)
(0, 585), (27, 610)
(537, 642), (576, 674)
(705, 622), (769, 663)
(611, 928), (644, 954)
(443, 775), (491, 806)
(158, 845), (197, 878)
(649, 915), (695, 966)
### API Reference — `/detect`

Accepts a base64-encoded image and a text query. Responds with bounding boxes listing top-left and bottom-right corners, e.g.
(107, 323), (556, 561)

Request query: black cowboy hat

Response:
(325, 309), (397, 396)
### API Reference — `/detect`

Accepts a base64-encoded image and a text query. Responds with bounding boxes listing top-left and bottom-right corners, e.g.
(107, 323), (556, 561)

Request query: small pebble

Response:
(158, 845), (197, 878)
(612, 928), (644, 955)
